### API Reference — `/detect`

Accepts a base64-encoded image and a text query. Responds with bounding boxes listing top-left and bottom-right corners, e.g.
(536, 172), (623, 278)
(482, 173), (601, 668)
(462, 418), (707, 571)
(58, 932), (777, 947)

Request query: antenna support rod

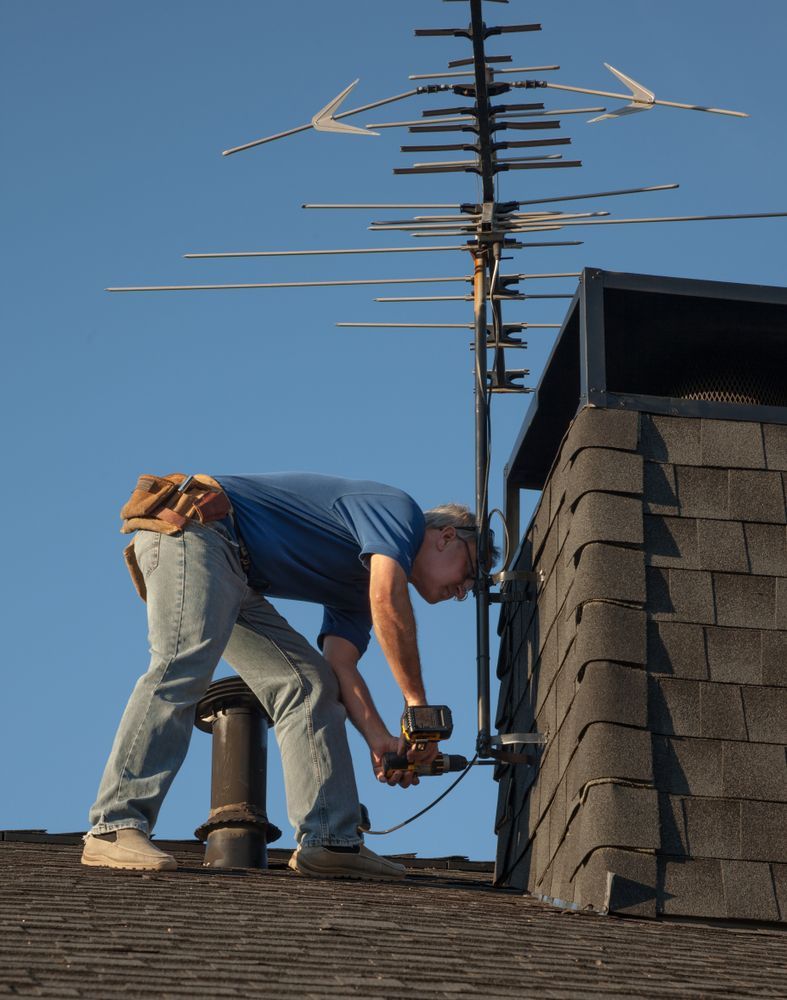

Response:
(107, 277), (476, 293)
(222, 87), (440, 156)
(514, 183), (678, 207)
(467, 0), (494, 758)
(183, 246), (475, 259)
(543, 80), (748, 118)
(335, 322), (562, 329)
(473, 242), (492, 759)
(408, 65), (559, 81)
(511, 210), (787, 230)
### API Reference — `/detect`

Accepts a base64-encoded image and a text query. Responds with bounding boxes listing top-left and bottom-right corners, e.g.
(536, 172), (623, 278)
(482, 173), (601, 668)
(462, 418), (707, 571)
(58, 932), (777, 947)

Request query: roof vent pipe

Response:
(194, 677), (281, 868)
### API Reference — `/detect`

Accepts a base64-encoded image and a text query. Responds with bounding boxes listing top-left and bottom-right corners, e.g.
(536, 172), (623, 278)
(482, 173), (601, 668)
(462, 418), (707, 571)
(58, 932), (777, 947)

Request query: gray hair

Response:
(423, 503), (501, 565)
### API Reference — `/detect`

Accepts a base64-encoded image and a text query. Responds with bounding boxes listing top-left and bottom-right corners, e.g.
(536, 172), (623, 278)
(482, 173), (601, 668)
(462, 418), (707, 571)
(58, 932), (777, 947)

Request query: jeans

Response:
(88, 520), (363, 847)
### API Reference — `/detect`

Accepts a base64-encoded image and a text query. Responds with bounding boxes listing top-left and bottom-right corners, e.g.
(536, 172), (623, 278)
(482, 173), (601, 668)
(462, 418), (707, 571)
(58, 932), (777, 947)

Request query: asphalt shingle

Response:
(563, 492), (643, 566)
(565, 723), (653, 803)
(647, 621), (708, 679)
(640, 414), (702, 466)
(741, 801), (787, 863)
(577, 847), (659, 919)
(573, 601), (647, 670)
(721, 741), (787, 801)
(644, 515), (698, 570)
(563, 784), (660, 877)
(682, 796), (741, 858)
(658, 793), (688, 855)
(740, 685), (787, 743)
(562, 448), (644, 511)
(529, 489), (552, 565)
(764, 422), (787, 471)
(659, 858), (726, 919)
(643, 461), (679, 515)
(744, 523), (787, 576)
(700, 683), (748, 741)
(675, 466), (729, 519)
(561, 407), (640, 465)
(652, 735), (723, 798)
(647, 568), (715, 624)
(565, 543), (646, 619)
(648, 677), (702, 738)
(762, 630), (787, 686)
(697, 519), (749, 574)
(720, 860), (781, 922)
(714, 573), (776, 630)
(728, 470), (786, 524)
(705, 626), (762, 684)
(777, 577), (787, 630)
(700, 419), (766, 470)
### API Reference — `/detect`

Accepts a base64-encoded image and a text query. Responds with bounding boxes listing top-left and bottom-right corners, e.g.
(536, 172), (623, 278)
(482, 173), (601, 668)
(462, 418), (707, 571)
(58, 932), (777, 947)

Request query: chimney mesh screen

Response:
(673, 361), (787, 407)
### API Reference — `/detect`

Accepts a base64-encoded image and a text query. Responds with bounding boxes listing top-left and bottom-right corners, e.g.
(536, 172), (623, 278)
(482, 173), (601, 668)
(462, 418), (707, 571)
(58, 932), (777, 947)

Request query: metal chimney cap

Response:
(195, 676), (272, 733)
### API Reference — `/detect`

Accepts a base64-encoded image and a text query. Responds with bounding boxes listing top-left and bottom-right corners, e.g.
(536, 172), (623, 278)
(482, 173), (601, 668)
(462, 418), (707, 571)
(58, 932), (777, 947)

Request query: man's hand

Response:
(370, 734), (442, 787)
(405, 738), (440, 770)
(370, 735), (424, 788)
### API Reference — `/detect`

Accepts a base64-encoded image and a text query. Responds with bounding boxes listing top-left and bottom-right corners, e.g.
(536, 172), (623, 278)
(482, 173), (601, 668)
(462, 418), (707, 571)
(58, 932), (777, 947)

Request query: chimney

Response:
(194, 677), (281, 868)
(494, 268), (787, 920)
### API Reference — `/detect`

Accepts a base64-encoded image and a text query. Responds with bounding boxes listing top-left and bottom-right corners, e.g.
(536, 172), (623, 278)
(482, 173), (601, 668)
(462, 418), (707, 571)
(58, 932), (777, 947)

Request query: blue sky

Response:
(2, 1), (785, 862)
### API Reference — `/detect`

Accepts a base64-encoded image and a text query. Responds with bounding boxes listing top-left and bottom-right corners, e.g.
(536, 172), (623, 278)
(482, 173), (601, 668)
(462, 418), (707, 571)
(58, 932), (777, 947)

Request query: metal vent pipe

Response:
(194, 676), (281, 868)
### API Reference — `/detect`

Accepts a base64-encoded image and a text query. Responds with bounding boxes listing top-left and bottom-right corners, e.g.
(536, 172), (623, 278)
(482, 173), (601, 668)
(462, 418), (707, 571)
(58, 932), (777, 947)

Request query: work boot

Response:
(81, 829), (177, 872)
(288, 844), (405, 881)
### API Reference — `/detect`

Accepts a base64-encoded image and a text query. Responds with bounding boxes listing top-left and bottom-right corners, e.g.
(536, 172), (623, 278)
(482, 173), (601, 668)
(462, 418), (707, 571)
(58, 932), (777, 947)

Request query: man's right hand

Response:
(370, 735), (420, 789)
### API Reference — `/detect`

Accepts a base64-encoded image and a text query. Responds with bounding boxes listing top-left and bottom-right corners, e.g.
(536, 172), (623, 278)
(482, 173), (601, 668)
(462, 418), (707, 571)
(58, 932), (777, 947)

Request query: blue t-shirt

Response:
(214, 473), (425, 656)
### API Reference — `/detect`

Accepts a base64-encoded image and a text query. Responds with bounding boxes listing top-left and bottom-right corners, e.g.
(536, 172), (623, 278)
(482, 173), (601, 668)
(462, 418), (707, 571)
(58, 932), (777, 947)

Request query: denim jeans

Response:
(89, 520), (363, 846)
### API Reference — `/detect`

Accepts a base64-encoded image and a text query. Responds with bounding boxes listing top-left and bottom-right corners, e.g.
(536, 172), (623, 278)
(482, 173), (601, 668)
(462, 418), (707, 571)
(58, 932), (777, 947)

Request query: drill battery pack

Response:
(401, 705), (453, 744)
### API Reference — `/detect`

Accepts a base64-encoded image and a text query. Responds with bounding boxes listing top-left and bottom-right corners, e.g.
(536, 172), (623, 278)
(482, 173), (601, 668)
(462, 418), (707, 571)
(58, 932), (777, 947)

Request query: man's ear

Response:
(437, 525), (456, 550)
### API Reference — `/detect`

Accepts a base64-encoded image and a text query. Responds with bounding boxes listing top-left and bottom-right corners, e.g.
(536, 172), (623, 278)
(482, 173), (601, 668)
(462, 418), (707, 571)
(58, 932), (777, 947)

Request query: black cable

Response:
(365, 755), (478, 835)
(488, 507), (510, 571)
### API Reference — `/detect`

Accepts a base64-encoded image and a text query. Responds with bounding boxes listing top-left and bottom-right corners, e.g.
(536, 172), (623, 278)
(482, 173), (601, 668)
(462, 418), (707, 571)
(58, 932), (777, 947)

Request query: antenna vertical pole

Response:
(473, 248), (491, 756)
(469, 0), (496, 203)
(468, 0), (494, 756)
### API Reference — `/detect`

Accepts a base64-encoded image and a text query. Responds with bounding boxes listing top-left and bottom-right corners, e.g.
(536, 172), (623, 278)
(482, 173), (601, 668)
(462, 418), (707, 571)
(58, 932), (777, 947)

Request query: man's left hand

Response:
(403, 734), (440, 770)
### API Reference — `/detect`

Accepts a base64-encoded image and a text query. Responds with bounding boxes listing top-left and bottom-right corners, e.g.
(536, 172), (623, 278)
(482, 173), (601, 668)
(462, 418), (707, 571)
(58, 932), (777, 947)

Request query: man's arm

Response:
(367, 553), (426, 706)
(321, 635), (389, 749)
(366, 554), (439, 772)
(322, 634), (418, 787)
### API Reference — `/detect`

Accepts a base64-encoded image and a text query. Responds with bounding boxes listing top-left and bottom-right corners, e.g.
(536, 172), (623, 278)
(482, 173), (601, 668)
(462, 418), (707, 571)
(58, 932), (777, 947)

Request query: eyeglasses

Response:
(455, 534), (478, 602)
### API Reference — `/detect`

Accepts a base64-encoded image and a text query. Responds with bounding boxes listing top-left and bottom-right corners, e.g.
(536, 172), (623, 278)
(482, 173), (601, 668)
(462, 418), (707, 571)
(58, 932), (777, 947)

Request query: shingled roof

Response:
(2, 832), (787, 999)
(494, 406), (787, 919)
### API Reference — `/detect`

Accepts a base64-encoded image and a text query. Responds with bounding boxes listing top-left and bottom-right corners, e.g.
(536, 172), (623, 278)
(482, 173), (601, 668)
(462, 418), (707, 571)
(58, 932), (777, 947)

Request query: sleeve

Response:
(332, 490), (426, 577)
(318, 605), (373, 657)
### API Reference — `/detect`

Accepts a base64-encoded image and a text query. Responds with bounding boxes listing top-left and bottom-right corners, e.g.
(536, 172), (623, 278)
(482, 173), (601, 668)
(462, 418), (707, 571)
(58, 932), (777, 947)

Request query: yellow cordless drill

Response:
(381, 705), (470, 777)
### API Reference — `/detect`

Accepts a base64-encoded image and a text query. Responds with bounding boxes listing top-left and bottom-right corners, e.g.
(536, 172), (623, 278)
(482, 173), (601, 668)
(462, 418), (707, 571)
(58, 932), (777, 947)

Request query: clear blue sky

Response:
(2, 1), (785, 862)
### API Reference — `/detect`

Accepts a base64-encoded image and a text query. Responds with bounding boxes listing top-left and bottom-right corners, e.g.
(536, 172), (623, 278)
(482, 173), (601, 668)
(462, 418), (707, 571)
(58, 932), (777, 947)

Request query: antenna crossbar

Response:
(409, 65), (558, 81)
(107, 275), (498, 293)
(510, 210), (787, 230)
(512, 183), (679, 207)
(183, 246), (475, 259)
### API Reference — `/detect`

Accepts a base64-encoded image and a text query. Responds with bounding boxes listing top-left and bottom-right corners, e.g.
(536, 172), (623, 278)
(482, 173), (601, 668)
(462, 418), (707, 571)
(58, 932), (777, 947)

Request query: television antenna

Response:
(107, 0), (787, 764)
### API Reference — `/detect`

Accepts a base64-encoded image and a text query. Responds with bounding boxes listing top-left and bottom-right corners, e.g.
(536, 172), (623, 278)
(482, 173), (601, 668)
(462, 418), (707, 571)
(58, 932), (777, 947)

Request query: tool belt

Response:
(120, 473), (232, 601)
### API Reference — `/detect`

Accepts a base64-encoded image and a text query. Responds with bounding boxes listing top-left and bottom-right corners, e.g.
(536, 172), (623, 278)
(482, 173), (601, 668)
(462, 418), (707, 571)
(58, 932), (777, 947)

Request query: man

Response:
(82, 472), (491, 880)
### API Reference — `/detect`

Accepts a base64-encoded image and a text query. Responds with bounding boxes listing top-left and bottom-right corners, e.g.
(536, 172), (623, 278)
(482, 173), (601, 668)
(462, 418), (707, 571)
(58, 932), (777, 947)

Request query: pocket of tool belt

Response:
(120, 474), (179, 520)
(120, 473), (233, 601)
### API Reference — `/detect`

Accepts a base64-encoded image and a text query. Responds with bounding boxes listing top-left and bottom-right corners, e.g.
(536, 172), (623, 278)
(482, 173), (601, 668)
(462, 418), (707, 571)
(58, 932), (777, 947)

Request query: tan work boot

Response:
(81, 829), (177, 872)
(288, 844), (405, 881)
